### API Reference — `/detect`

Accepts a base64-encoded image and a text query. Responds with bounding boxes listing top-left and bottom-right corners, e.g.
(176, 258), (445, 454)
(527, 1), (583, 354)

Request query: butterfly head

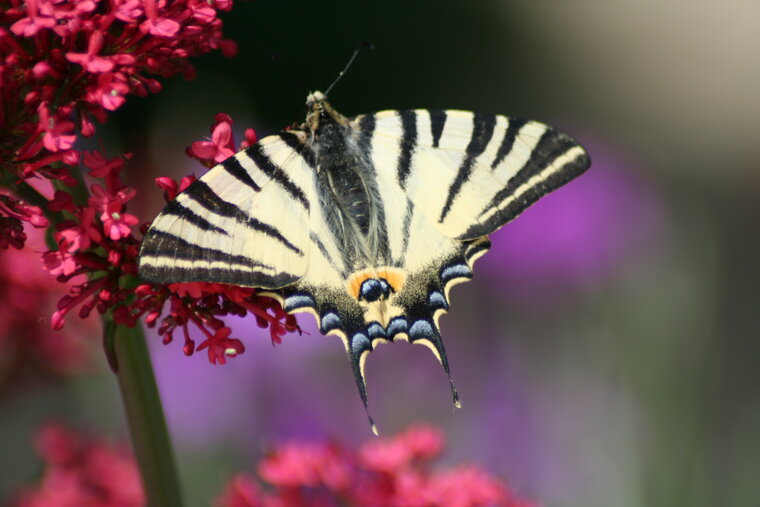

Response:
(306, 90), (327, 106)
(305, 90), (348, 132)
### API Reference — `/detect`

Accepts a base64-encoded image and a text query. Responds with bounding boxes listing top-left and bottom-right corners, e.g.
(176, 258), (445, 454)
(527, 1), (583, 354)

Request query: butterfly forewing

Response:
(366, 109), (590, 240)
(139, 134), (315, 288)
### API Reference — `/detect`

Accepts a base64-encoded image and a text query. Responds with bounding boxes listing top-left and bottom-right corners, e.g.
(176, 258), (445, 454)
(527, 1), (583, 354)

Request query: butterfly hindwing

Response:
(270, 236), (490, 430)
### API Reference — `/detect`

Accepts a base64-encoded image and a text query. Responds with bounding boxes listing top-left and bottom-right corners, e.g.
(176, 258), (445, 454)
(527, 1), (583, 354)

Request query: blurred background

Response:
(1, 1), (759, 506)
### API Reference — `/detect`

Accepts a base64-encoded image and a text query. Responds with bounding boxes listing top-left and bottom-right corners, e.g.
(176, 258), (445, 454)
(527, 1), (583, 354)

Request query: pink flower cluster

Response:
(11, 424), (537, 507)
(216, 425), (537, 507)
(0, 0), (299, 366)
(11, 424), (144, 507)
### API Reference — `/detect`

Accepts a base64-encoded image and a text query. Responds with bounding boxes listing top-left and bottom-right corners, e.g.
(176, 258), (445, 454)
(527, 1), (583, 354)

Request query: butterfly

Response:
(138, 91), (590, 431)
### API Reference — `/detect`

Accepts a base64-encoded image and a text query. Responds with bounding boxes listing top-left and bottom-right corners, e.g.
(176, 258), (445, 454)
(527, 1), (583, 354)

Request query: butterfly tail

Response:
(347, 330), (379, 435)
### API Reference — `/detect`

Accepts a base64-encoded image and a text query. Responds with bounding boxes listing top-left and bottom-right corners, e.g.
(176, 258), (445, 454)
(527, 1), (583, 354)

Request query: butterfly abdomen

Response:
(314, 121), (388, 265)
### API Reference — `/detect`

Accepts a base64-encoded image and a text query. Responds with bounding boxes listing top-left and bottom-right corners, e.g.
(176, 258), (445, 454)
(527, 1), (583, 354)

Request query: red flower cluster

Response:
(216, 425), (537, 507)
(11, 424), (144, 507)
(0, 0), (299, 366)
(11, 424), (536, 507)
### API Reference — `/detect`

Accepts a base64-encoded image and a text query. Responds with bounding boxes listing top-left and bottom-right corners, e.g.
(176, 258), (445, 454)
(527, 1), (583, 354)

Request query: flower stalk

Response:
(107, 318), (184, 507)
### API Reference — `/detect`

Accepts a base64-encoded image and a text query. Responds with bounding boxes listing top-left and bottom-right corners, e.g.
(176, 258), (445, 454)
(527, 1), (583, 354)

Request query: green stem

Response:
(107, 320), (184, 507)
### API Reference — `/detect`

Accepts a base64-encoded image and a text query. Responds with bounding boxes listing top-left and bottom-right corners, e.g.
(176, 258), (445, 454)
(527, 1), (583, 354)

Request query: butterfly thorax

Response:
(305, 93), (384, 267)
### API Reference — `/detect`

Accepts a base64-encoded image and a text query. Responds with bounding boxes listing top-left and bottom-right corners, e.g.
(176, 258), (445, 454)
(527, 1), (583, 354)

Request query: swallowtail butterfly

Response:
(139, 91), (590, 430)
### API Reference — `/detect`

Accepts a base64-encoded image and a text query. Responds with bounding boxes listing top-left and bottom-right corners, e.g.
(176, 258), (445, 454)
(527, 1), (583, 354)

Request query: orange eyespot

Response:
(346, 271), (369, 300)
(346, 267), (407, 301)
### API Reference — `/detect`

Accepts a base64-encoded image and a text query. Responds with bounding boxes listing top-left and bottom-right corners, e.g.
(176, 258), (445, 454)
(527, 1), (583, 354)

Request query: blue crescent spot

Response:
(284, 294), (316, 311)
(320, 312), (341, 332)
(352, 333), (370, 353)
(367, 322), (387, 339)
(409, 320), (435, 340)
(441, 264), (472, 282)
(427, 291), (448, 309)
(387, 317), (409, 337)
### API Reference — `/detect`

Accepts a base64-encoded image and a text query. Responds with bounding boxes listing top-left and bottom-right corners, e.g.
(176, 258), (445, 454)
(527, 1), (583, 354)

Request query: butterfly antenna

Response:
(324, 42), (375, 97)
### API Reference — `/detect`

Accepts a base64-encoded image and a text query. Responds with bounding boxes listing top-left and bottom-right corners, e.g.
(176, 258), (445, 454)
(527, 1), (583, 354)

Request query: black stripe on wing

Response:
(459, 129), (590, 239)
(141, 265), (297, 287)
(141, 231), (270, 268)
(221, 156), (261, 192)
(182, 180), (304, 256)
(396, 110), (417, 188)
(490, 118), (528, 169)
(183, 180), (239, 217)
(160, 200), (229, 235)
(429, 109), (447, 148)
(396, 199), (415, 266)
(356, 113), (376, 151)
(246, 217), (303, 255)
(244, 142), (310, 210)
(309, 231), (347, 278)
(278, 131), (317, 170)
(138, 231), (299, 287)
(439, 113), (497, 222)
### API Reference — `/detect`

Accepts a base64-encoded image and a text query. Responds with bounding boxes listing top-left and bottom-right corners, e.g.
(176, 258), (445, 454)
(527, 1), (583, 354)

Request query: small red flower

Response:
(240, 128), (258, 149)
(114, 0), (144, 23)
(89, 73), (130, 111)
(42, 244), (79, 277)
(102, 210), (139, 241)
(88, 184), (139, 240)
(37, 103), (76, 152)
(140, 0), (180, 37)
(65, 30), (114, 73)
(197, 326), (246, 365)
(82, 150), (129, 182)
(189, 114), (236, 164)
(190, 3), (218, 24)
(10, 0), (56, 37)
(57, 208), (102, 252)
